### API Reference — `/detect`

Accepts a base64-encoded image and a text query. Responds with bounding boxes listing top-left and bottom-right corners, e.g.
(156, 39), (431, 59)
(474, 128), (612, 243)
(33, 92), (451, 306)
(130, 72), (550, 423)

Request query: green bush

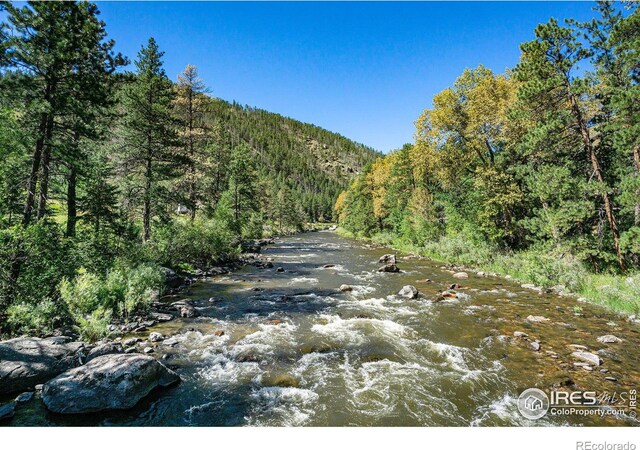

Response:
(6, 299), (62, 336)
(145, 218), (237, 268)
(59, 262), (165, 341)
(75, 308), (112, 343)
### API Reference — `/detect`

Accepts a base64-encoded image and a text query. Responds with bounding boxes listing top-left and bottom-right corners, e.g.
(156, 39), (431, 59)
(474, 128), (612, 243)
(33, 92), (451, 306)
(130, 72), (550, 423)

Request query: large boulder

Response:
(42, 354), (180, 414)
(0, 336), (85, 395)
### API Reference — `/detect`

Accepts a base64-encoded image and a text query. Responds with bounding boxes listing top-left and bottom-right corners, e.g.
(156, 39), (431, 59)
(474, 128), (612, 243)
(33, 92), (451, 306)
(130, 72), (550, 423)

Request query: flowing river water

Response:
(10, 231), (640, 426)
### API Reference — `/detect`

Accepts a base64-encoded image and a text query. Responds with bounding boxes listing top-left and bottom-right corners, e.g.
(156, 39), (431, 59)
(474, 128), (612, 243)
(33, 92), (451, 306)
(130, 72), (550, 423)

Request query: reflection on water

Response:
(9, 231), (640, 426)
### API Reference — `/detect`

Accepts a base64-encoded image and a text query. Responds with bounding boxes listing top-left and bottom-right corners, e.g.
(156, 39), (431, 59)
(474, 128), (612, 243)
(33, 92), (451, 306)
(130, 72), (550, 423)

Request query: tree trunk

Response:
(66, 167), (77, 237)
(36, 114), (55, 220)
(143, 153), (152, 242)
(22, 113), (48, 225)
(188, 88), (196, 221)
(568, 90), (626, 271)
(633, 142), (640, 227)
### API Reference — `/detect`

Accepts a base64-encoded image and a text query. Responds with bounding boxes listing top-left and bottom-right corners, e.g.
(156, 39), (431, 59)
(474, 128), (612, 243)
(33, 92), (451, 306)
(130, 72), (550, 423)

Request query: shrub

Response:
(145, 218), (237, 268)
(5, 299), (62, 336)
(75, 308), (112, 342)
(59, 262), (165, 340)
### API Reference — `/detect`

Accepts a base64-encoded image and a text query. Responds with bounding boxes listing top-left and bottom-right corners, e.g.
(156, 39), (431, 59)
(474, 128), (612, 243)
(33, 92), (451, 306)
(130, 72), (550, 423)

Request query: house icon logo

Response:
(518, 388), (549, 420)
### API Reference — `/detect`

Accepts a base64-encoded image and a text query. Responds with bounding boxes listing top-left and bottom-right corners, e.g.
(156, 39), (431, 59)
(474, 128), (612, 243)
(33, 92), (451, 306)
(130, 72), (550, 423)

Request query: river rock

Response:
(143, 346), (154, 354)
(526, 315), (550, 323)
(86, 342), (124, 362)
(571, 350), (602, 366)
(0, 336), (85, 395)
(41, 354), (180, 414)
(213, 330), (225, 337)
(15, 391), (34, 403)
(160, 267), (182, 288)
(378, 263), (399, 273)
(452, 272), (469, 279)
(123, 338), (140, 347)
(597, 335), (622, 344)
(378, 254), (396, 264)
(398, 285), (419, 299)
(339, 284), (353, 292)
(322, 264), (336, 268)
(266, 319), (283, 325)
(276, 267), (285, 273)
(149, 332), (164, 343)
(0, 402), (16, 422)
(172, 301), (199, 318)
(149, 312), (173, 322)
(530, 341), (541, 351)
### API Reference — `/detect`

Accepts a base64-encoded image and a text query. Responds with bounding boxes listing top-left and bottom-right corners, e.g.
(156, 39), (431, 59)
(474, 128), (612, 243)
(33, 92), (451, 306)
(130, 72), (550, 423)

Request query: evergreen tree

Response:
(120, 38), (182, 242)
(0, 1), (124, 223)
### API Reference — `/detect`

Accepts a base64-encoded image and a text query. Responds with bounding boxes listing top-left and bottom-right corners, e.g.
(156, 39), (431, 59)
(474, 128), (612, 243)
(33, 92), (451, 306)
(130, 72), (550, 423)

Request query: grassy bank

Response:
(337, 228), (640, 316)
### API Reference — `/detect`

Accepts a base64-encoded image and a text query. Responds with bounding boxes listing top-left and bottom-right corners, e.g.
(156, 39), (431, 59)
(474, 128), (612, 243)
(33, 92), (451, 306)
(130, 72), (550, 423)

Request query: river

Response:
(10, 231), (640, 426)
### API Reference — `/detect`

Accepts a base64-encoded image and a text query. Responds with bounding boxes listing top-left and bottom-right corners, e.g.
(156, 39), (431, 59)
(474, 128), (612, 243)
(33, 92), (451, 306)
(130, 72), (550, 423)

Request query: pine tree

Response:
(0, 1), (124, 224)
(120, 38), (182, 242)
(516, 18), (626, 270)
(174, 64), (209, 220)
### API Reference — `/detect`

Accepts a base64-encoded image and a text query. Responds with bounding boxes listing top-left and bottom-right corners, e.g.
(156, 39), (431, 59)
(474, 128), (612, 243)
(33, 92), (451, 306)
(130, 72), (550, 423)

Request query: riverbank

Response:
(336, 228), (640, 316)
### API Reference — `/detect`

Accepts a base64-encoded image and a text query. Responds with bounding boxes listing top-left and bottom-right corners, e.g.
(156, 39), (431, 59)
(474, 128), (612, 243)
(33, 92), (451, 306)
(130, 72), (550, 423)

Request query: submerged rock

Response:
(0, 336), (85, 395)
(452, 272), (469, 279)
(597, 335), (622, 344)
(378, 263), (400, 273)
(571, 350), (602, 366)
(526, 315), (550, 323)
(398, 285), (419, 299)
(266, 319), (284, 325)
(276, 267), (285, 273)
(42, 354), (180, 414)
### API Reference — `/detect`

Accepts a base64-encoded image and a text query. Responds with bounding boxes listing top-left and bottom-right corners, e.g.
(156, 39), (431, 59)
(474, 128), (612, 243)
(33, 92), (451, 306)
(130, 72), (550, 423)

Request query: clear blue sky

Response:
(95, 1), (597, 153)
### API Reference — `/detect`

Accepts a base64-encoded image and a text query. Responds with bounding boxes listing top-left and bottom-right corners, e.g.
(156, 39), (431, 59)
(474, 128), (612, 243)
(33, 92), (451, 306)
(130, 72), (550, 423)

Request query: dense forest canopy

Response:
(336, 2), (640, 308)
(0, 1), (377, 339)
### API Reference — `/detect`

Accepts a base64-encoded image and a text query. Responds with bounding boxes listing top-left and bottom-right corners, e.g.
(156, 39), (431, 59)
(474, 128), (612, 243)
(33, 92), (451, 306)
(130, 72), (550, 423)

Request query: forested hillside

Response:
(209, 99), (378, 221)
(0, 1), (377, 339)
(336, 2), (640, 313)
